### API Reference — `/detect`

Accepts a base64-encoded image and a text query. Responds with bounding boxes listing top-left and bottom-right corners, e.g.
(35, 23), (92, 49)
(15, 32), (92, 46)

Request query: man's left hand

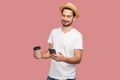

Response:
(51, 52), (65, 62)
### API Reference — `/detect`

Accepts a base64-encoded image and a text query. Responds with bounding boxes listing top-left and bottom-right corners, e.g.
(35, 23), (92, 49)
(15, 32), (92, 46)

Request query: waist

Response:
(47, 76), (76, 80)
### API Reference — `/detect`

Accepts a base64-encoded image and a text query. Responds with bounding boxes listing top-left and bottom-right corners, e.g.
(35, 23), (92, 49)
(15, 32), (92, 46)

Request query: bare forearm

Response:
(38, 44), (52, 59)
(41, 50), (51, 59)
(51, 50), (82, 64)
(63, 49), (82, 64)
(63, 56), (82, 64)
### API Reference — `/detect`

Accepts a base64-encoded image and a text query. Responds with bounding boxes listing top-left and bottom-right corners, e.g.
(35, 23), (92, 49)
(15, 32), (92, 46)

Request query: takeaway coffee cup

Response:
(33, 46), (41, 59)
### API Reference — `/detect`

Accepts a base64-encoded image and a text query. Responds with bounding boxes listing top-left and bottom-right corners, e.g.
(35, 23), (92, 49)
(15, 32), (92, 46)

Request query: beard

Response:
(62, 19), (73, 27)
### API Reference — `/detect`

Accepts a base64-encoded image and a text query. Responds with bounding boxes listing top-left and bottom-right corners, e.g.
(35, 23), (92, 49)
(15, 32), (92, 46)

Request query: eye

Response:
(67, 15), (72, 18)
(62, 14), (65, 17)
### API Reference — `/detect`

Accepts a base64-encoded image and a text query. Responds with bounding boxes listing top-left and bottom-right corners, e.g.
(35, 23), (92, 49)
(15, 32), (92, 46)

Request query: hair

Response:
(61, 7), (76, 17)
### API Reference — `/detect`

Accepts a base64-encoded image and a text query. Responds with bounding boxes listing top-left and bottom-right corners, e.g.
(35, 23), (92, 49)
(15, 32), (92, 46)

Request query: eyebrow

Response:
(62, 13), (72, 16)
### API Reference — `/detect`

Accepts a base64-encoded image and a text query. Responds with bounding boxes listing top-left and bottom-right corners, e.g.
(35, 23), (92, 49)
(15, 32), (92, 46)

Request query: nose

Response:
(63, 16), (67, 21)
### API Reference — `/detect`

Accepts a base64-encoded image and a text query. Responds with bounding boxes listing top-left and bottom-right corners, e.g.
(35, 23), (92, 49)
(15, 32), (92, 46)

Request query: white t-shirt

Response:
(48, 27), (83, 79)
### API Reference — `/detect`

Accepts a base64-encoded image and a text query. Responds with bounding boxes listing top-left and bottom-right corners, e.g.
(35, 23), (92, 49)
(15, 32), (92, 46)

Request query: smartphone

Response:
(48, 48), (56, 54)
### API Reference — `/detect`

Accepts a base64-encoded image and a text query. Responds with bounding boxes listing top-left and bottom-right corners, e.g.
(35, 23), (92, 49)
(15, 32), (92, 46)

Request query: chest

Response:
(52, 32), (77, 48)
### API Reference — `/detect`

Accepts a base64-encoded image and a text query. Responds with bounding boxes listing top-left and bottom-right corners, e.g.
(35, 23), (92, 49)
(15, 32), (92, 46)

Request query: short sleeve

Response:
(48, 31), (53, 44)
(73, 34), (83, 49)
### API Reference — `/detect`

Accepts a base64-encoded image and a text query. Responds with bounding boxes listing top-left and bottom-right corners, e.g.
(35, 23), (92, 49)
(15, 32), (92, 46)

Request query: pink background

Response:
(0, 0), (120, 80)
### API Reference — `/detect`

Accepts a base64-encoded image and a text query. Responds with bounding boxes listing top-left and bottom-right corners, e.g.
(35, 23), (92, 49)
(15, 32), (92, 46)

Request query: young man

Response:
(34, 3), (83, 80)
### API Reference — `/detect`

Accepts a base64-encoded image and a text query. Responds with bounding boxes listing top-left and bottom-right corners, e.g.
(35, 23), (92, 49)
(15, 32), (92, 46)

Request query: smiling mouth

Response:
(62, 20), (69, 23)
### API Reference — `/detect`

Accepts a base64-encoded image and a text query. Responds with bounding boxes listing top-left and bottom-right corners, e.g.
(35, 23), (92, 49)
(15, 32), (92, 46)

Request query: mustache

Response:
(62, 20), (69, 22)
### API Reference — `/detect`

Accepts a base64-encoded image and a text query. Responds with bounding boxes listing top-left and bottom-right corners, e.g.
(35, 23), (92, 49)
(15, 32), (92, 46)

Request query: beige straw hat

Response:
(59, 3), (79, 18)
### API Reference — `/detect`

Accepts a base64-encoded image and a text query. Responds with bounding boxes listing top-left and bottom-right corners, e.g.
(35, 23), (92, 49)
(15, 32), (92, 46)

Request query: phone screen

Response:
(48, 49), (56, 54)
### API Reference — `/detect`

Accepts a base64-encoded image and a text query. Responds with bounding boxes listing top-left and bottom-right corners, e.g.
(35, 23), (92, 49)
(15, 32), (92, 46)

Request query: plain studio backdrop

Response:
(0, 0), (120, 80)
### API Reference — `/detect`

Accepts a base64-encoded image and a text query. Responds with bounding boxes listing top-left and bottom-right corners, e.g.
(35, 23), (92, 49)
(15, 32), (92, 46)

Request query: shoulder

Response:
(50, 27), (61, 34)
(72, 28), (83, 37)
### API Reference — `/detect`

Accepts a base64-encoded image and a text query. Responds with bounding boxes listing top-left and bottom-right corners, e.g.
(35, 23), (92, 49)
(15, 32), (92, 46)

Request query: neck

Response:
(62, 26), (73, 33)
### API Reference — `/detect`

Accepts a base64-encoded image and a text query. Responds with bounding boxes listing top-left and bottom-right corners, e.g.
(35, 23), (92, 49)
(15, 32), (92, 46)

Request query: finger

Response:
(58, 52), (62, 55)
(51, 54), (57, 57)
(51, 55), (56, 59)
